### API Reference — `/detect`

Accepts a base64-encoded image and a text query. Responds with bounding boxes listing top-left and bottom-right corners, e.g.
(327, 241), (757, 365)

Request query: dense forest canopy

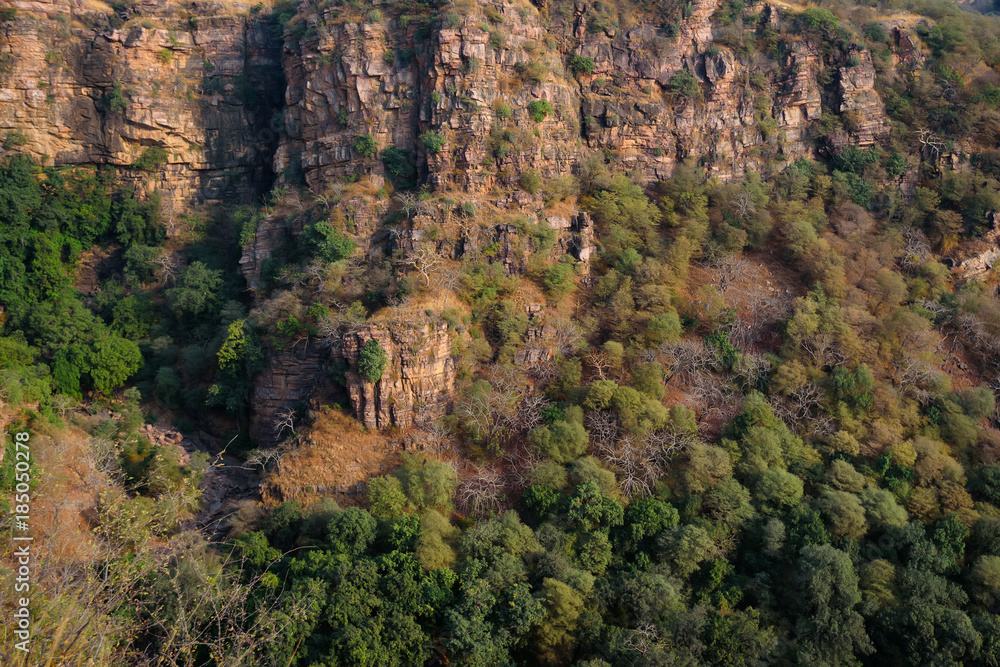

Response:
(6, 0), (1000, 664)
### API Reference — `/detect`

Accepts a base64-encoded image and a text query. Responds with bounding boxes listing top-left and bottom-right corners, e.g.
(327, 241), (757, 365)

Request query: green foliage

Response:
(543, 261), (575, 298)
(367, 475), (406, 519)
(794, 545), (874, 663)
(353, 133), (377, 158)
(302, 221), (357, 262)
(568, 55), (595, 76)
(832, 365), (875, 412)
(357, 338), (389, 382)
(133, 146), (169, 172)
(527, 100), (553, 122)
(668, 70), (701, 99)
(393, 453), (458, 511)
(381, 146), (417, 188)
(420, 131), (445, 154)
(514, 60), (548, 83)
(168, 261), (222, 318)
(530, 405), (588, 463)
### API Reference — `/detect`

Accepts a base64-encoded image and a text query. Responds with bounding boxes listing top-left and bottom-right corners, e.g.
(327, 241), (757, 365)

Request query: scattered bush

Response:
(527, 100), (553, 122)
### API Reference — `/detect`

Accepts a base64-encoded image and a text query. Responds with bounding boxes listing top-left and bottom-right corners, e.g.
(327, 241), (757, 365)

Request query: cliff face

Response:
(0, 0), (284, 214)
(4, 0), (897, 442)
(248, 342), (332, 446)
(275, 0), (890, 189)
(341, 321), (456, 430)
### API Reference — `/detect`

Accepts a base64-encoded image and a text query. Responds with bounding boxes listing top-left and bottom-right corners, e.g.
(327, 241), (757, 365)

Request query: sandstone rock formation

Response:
(248, 342), (331, 445)
(0, 0), (283, 213)
(3, 0), (900, 439)
(340, 320), (456, 430)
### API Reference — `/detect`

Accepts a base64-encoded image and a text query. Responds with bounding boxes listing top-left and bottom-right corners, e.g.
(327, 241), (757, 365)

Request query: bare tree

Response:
(273, 407), (296, 439)
(659, 339), (715, 385)
(901, 226), (931, 270)
(917, 127), (945, 161)
(401, 243), (442, 287)
(155, 251), (181, 286)
(412, 420), (453, 459)
(434, 266), (463, 309)
(456, 464), (506, 516)
(397, 191), (424, 219)
(547, 315), (585, 357)
(455, 366), (534, 452)
(242, 448), (283, 471)
(585, 410), (620, 452)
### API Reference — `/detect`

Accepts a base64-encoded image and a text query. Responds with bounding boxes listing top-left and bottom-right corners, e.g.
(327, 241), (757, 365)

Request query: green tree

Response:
(529, 407), (588, 463)
(536, 578), (585, 663)
(89, 336), (142, 394)
(794, 545), (874, 664)
(367, 475), (406, 520)
(358, 339), (389, 382)
(303, 221), (357, 262)
(420, 131), (445, 154)
(168, 261), (222, 318)
(353, 133), (377, 158)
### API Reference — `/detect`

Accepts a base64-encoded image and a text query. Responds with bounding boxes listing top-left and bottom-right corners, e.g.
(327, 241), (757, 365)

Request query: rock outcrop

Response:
(248, 342), (331, 445)
(341, 321), (456, 430)
(0, 0), (283, 213)
(3, 0), (901, 438)
(275, 0), (891, 188)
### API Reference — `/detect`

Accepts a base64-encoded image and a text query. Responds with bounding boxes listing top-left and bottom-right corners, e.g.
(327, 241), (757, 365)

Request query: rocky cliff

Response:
(3, 0), (899, 442)
(0, 0), (284, 215)
(274, 0), (890, 190)
(341, 320), (456, 430)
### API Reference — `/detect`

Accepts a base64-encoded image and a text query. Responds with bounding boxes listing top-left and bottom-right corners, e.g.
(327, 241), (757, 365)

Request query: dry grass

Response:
(8, 422), (109, 564)
(261, 408), (401, 505)
(543, 195), (578, 220)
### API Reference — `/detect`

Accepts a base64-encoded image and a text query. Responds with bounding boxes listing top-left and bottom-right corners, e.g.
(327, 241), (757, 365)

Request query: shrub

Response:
(543, 262), (575, 298)
(133, 146), (169, 172)
(863, 22), (888, 43)
(668, 70), (700, 99)
(520, 170), (541, 194)
(304, 221), (357, 262)
(495, 102), (512, 120)
(797, 7), (839, 35)
(527, 100), (553, 122)
(106, 83), (128, 114)
(569, 55), (595, 76)
(358, 339), (389, 383)
(381, 146), (417, 188)
(353, 134), (377, 158)
(156, 49), (174, 64)
(420, 131), (445, 154)
(488, 29), (505, 50)
(514, 60), (548, 84)
(3, 130), (28, 149)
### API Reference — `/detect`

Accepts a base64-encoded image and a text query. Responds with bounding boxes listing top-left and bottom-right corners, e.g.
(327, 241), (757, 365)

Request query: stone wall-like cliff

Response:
(0, 0), (284, 214)
(274, 0), (890, 190)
